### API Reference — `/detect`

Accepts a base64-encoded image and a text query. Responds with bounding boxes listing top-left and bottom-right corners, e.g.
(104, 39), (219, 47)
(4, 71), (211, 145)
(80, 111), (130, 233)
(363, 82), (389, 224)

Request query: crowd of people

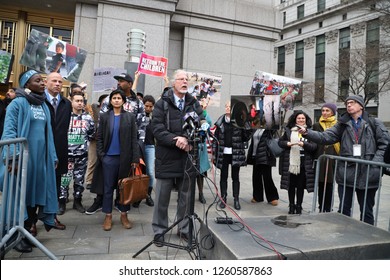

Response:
(1, 67), (389, 255)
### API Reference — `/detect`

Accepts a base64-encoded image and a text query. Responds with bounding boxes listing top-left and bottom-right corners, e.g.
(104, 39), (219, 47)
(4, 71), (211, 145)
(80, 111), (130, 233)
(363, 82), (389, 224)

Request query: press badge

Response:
(353, 144), (361, 157)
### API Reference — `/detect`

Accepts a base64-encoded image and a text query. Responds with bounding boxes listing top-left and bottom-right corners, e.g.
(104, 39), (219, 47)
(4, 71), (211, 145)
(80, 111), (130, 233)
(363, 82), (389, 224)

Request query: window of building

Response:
(283, 11), (286, 26)
(315, 35), (326, 102)
(318, 0), (326, 12)
(319, 21), (323, 28)
(342, 14), (347, 20)
(280, 34), (284, 40)
(0, 21), (17, 54)
(298, 28), (302, 34)
(281, 0), (286, 3)
(295, 41), (304, 78)
(338, 28), (350, 100)
(277, 46), (285, 76)
(297, 5), (305, 20)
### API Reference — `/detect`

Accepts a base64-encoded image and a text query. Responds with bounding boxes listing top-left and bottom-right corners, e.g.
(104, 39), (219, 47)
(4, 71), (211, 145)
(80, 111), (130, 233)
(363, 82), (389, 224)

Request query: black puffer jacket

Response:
(247, 129), (276, 166)
(213, 115), (251, 169)
(278, 127), (317, 192)
(152, 88), (204, 178)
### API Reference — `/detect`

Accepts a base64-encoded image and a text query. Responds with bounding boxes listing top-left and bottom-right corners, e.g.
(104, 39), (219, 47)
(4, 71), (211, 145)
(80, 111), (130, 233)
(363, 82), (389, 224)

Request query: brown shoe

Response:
(270, 200), (278, 206)
(120, 212), (133, 229)
(103, 214), (112, 231)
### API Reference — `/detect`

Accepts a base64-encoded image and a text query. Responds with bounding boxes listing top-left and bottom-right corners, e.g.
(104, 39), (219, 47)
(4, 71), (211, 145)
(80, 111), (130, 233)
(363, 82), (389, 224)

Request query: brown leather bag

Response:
(118, 160), (149, 205)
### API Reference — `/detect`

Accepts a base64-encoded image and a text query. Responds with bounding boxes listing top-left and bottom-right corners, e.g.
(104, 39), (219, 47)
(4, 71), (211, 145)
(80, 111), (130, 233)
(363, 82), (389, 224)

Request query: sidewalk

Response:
(4, 162), (390, 260)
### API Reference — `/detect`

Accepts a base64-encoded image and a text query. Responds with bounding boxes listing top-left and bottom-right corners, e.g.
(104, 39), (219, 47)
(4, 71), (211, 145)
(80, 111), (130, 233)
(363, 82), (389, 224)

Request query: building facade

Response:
(0, 0), (388, 122)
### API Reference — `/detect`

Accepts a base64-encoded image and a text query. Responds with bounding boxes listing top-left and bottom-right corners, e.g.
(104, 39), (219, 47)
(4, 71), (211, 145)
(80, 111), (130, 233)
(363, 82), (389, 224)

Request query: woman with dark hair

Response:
(92, 89), (139, 231)
(1, 70), (58, 252)
(278, 110), (317, 214)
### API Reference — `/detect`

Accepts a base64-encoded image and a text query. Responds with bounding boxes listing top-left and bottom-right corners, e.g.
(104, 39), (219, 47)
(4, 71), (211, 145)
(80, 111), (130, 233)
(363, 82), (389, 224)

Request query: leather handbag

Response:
(118, 160), (149, 205)
(266, 138), (284, 158)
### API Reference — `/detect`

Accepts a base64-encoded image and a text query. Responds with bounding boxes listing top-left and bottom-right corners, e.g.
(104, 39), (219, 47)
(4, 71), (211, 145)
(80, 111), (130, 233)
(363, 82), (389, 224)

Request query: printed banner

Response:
(137, 53), (168, 77)
(19, 29), (87, 82)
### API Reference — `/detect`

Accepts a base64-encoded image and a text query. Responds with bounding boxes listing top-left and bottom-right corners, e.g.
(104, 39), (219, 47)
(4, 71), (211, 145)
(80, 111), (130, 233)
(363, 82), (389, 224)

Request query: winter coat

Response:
(278, 127), (317, 192)
(305, 111), (389, 189)
(312, 122), (338, 184)
(247, 129), (276, 167)
(212, 115), (251, 169)
(91, 110), (140, 195)
(0, 93), (58, 224)
(45, 91), (72, 175)
(152, 88), (204, 178)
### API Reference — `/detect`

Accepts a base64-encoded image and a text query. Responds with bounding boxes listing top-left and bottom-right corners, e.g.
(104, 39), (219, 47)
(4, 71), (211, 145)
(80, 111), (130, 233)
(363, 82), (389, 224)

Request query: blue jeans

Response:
(144, 145), (155, 191)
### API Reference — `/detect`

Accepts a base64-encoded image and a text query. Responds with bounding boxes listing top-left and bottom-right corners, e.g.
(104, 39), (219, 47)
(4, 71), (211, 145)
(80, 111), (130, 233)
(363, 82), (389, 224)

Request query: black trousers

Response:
(288, 167), (306, 206)
(220, 154), (240, 198)
(252, 164), (279, 202)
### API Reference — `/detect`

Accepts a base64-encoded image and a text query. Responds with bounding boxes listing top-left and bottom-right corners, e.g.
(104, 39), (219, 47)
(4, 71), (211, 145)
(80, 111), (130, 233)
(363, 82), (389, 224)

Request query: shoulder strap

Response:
(163, 100), (169, 130)
(368, 117), (376, 140)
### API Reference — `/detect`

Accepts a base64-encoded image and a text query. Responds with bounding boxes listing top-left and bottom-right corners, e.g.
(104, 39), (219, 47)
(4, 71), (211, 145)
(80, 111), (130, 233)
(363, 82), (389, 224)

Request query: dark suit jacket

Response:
(91, 110), (140, 195)
(45, 94), (72, 175)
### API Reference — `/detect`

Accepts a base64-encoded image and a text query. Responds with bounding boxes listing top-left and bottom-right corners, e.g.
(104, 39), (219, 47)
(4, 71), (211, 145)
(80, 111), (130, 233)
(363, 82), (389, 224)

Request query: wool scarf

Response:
(289, 126), (302, 175)
(319, 115), (340, 155)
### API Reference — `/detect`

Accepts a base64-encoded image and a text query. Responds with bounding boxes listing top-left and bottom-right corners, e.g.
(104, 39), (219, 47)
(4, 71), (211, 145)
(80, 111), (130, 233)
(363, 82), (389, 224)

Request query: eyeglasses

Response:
(175, 78), (189, 82)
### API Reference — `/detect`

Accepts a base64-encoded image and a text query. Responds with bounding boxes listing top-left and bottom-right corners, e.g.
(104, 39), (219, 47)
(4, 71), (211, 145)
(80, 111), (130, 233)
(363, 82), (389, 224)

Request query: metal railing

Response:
(312, 154), (390, 230)
(0, 138), (57, 259)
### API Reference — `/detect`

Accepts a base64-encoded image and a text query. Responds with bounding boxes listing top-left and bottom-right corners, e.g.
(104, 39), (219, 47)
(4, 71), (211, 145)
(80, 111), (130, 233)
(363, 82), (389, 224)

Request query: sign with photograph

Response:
(185, 71), (222, 108)
(19, 29), (87, 82)
(231, 70), (302, 130)
(137, 53), (168, 77)
(0, 50), (14, 84)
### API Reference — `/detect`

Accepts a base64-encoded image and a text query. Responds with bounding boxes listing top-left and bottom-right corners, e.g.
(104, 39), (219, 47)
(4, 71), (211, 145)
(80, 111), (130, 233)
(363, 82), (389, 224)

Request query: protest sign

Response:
(19, 29), (87, 82)
(137, 53), (167, 77)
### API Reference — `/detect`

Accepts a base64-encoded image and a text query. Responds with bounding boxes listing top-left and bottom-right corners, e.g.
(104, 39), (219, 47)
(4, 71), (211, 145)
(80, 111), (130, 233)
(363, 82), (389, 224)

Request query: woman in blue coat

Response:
(1, 70), (58, 252)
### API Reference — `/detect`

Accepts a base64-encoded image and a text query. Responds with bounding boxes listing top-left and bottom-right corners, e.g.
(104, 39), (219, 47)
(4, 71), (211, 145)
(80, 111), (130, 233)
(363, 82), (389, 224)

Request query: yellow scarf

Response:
(319, 115), (340, 155)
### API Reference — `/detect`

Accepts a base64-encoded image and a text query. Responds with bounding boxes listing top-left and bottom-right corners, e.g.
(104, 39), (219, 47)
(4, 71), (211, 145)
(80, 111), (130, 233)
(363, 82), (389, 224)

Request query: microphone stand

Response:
(133, 127), (202, 259)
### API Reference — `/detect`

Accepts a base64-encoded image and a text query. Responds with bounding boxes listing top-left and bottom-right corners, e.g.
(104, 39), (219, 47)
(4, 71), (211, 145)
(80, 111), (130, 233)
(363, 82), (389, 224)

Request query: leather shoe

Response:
(154, 234), (164, 247)
(14, 238), (32, 253)
(177, 231), (195, 244)
(54, 217), (66, 230)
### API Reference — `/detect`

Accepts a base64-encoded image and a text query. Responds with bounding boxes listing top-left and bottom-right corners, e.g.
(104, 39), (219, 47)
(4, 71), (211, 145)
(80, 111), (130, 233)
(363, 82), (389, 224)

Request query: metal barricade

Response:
(0, 138), (57, 259)
(312, 154), (390, 230)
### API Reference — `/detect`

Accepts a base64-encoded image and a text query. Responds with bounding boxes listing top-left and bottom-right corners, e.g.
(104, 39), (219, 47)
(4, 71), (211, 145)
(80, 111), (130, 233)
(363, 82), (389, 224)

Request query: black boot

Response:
(296, 204), (302, 215)
(57, 199), (66, 215)
(288, 204), (296, 214)
(146, 189), (154, 206)
(199, 192), (206, 204)
(233, 197), (241, 210)
(73, 197), (85, 213)
(219, 195), (226, 208)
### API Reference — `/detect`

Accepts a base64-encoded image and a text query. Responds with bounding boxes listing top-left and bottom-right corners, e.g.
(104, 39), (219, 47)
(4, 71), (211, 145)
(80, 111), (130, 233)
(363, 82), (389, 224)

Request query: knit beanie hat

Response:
(322, 103), (337, 115)
(345, 95), (364, 108)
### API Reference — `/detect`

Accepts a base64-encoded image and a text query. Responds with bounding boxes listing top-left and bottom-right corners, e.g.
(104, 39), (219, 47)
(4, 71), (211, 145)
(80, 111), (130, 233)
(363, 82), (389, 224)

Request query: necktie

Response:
(52, 97), (57, 111)
(178, 99), (183, 111)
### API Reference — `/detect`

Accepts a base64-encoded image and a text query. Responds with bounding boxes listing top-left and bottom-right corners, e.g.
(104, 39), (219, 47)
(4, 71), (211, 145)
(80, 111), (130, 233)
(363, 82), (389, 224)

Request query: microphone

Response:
(182, 112), (199, 131)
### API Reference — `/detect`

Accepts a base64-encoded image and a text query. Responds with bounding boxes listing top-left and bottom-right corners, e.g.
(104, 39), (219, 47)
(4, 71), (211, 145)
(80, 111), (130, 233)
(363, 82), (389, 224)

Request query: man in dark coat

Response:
(151, 69), (204, 246)
(45, 72), (71, 228)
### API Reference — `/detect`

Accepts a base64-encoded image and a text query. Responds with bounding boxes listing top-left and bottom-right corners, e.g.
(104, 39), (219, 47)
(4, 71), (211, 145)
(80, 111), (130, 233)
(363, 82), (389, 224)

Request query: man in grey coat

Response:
(298, 95), (389, 225)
